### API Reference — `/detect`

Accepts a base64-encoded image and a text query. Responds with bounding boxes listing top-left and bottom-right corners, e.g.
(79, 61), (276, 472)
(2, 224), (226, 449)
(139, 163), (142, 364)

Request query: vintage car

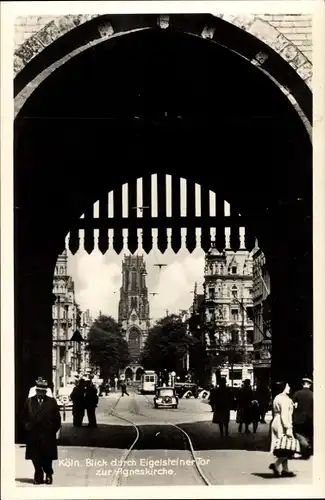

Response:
(57, 386), (73, 411)
(153, 387), (179, 409)
(174, 382), (199, 399)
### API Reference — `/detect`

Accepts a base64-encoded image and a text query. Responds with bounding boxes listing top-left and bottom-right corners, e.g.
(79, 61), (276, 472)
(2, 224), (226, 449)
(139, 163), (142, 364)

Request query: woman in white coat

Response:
(269, 381), (296, 477)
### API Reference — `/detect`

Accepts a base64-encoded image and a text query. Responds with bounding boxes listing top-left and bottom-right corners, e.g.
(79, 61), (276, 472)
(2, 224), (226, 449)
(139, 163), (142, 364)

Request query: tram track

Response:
(109, 392), (211, 486)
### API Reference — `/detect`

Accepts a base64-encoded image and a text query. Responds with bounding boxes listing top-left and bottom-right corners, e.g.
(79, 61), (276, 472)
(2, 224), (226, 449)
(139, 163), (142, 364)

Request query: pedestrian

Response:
(70, 378), (86, 427)
(104, 381), (110, 396)
(255, 383), (270, 423)
(22, 378), (61, 485)
(208, 384), (216, 412)
(28, 376), (54, 398)
(121, 381), (129, 397)
(236, 379), (254, 434)
(251, 387), (261, 434)
(292, 377), (313, 459)
(84, 379), (98, 428)
(210, 378), (233, 437)
(269, 381), (297, 477)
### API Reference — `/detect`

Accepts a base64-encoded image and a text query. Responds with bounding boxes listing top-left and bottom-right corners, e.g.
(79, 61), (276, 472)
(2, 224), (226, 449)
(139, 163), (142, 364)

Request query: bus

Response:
(139, 370), (158, 394)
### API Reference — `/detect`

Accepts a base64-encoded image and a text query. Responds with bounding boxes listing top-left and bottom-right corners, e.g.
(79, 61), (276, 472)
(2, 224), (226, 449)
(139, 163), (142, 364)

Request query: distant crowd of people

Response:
(209, 376), (313, 478)
(209, 378), (269, 437)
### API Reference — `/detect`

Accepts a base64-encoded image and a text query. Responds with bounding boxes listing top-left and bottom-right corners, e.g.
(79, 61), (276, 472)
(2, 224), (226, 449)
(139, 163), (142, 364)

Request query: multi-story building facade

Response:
(79, 309), (93, 373)
(251, 241), (272, 387)
(52, 250), (81, 393)
(202, 243), (255, 387)
(118, 255), (151, 381)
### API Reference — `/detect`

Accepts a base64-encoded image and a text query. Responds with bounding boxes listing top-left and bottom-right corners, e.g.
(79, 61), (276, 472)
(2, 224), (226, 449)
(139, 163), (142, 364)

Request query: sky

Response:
(66, 176), (245, 321)
(67, 242), (206, 321)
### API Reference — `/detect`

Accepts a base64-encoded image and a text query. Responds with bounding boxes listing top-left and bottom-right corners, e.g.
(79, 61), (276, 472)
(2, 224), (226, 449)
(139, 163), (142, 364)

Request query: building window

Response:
(246, 330), (254, 344)
(231, 309), (239, 321)
(232, 286), (238, 298)
(208, 287), (215, 300)
(246, 307), (254, 321)
(232, 266), (237, 274)
(131, 297), (137, 309)
(229, 369), (242, 380)
(231, 329), (239, 343)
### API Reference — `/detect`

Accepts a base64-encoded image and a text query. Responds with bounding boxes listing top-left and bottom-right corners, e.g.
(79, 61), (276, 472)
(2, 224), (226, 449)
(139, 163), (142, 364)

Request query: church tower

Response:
(118, 255), (150, 379)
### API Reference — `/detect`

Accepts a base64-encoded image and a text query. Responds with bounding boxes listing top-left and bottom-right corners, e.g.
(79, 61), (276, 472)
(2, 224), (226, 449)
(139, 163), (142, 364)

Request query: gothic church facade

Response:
(118, 255), (150, 381)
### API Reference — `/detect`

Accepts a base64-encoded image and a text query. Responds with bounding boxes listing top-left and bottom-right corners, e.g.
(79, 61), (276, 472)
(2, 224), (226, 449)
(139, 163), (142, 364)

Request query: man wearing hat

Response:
(292, 377), (313, 459)
(28, 376), (54, 398)
(22, 378), (61, 484)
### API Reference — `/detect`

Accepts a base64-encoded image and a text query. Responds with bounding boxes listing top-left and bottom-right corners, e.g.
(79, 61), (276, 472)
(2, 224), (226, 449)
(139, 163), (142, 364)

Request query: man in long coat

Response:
(292, 377), (313, 459)
(22, 378), (61, 484)
(84, 379), (99, 428)
(210, 378), (233, 437)
(236, 379), (255, 434)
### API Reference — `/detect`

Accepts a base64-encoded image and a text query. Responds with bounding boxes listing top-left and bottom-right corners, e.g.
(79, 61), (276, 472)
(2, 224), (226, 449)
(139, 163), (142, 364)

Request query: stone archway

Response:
(13, 17), (312, 442)
(124, 367), (133, 381)
(14, 13), (311, 131)
(135, 367), (144, 381)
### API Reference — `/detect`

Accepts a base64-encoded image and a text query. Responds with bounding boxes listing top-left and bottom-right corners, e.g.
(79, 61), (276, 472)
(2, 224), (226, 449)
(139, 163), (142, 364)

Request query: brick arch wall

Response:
(13, 13), (312, 132)
(14, 13), (312, 76)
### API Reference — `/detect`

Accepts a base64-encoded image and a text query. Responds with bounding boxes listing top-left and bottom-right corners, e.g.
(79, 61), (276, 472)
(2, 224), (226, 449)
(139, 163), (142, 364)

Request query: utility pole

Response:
(241, 292), (247, 365)
(64, 303), (69, 386)
(56, 296), (61, 395)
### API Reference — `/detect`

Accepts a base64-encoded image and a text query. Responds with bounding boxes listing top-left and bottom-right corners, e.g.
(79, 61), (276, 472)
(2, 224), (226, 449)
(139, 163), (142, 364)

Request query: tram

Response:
(139, 370), (158, 394)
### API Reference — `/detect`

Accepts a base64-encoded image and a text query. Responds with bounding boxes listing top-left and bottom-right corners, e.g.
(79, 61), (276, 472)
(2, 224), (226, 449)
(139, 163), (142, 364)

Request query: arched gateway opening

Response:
(124, 367), (133, 381)
(14, 14), (312, 441)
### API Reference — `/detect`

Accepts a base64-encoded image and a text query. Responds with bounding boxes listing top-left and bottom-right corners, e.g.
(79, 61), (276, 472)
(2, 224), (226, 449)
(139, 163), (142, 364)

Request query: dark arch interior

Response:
(14, 29), (313, 440)
(15, 28), (311, 241)
(125, 367), (133, 379)
(135, 367), (144, 380)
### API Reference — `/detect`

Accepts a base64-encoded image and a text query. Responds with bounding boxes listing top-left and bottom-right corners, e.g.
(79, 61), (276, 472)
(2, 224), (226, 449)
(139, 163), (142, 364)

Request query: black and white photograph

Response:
(1, 1), (325, 498)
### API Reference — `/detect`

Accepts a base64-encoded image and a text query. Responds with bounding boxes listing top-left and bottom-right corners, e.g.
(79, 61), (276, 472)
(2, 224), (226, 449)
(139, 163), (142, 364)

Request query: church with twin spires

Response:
(118, 255), (151, 381)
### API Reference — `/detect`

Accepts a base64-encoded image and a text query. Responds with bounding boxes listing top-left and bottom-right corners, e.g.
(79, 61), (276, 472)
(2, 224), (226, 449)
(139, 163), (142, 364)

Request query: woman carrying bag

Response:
(269, 381), (301, 477)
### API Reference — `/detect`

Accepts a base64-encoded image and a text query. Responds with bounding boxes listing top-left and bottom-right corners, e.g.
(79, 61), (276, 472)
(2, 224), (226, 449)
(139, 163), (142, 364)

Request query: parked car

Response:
(154, 387), (178, 409)
(57, 386), (73, 411)
(174, 382), (199, 398)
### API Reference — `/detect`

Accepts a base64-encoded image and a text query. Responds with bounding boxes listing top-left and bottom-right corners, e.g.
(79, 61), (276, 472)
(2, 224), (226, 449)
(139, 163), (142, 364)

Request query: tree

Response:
(141, 314), (194, 375)
(87, 315), (130, 381)
(188, 316), (211, 387)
